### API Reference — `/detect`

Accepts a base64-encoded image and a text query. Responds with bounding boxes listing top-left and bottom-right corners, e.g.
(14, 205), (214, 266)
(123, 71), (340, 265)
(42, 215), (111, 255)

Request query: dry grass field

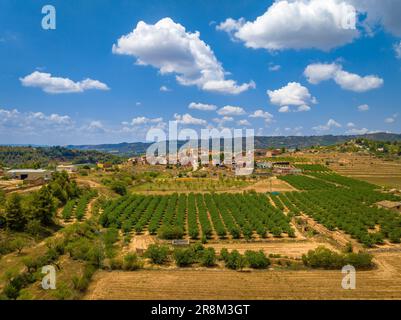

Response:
(84, 251), (401, 300)
(300, 152), (401, 189)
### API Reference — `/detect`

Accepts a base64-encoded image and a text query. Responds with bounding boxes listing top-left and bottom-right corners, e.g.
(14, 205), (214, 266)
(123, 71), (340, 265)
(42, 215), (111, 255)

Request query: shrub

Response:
(145, 244), (169, 265)
(109, 258), (123, 270)
(345, 252), (373, 269)
(26, 220), (43, 237)
(219, 248), (229, 261)
(123, 253), (142, 271)
(173, 248), (195, 267)
(10, 237), (25, 254)
(110, 181), (127, 196)
(302, 246), (344, 269)
(157, 226), (184, 240)
(200, 248), (216, 267)
(225, 250), (246, 270)
(302, 246), (373, 270)
(244, 250), (270, 269)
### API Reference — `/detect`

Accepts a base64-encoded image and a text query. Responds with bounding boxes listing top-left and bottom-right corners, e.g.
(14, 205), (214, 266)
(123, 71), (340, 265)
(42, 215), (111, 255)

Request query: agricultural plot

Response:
(306, 172), (378, 190)
(278, 175), (336, 190)
(131, 178), (252, 192)
(294, 164), (331, 172)
(61, 190), (97, 221)
(285, 188), (401, 246)
(100, 193), (295, 240)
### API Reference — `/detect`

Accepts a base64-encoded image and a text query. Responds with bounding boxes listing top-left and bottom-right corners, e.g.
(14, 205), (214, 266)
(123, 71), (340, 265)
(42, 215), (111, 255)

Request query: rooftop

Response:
(7, 169), (48, 173)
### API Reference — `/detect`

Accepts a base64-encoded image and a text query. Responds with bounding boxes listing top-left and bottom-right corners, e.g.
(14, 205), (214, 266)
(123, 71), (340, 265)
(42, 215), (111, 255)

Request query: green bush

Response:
(225, 250), (246, 270)
(219, 248), (229, 261)
(173, 248), (195, 267)
(245, 250), (270, 269)
(302, 246), (373, 269)
(123, 253), (142, 271)
(145, 244), (169, 265)
(200, 248), (216, 267)
(157, 225), (184, 240)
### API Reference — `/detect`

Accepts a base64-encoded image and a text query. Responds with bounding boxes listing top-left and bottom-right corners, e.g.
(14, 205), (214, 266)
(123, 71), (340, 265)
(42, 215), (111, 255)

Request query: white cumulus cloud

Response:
(188, 102), (217, 111)
(249, 109), (274, 124)
(313, 119), (342, 132)
(304, 62), (383, 92)
(174, 113), (207, 125)
(20, 71), (109, 94)
(217, 106), (246, 116)
(358, 104), (370, 112)
(217, 0), (358, 51)
(113, 17), (254, 95)
(267, 82), (317, 112)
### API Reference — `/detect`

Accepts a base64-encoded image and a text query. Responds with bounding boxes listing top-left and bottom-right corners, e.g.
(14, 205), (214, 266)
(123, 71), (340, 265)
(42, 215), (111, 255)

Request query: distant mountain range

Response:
(66, 132), (401, 156)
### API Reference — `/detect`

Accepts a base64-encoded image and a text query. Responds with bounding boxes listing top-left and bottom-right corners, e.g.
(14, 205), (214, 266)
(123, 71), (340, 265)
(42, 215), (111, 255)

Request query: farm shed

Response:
(6, 169), (52, 182)
(377, 201), (401, 213)
(56, 164), (77, 173)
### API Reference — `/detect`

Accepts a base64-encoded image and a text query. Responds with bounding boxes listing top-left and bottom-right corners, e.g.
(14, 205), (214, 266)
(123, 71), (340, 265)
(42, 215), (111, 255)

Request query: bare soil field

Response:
(245, 178), (296, 193)
(84, 252), (401, 300)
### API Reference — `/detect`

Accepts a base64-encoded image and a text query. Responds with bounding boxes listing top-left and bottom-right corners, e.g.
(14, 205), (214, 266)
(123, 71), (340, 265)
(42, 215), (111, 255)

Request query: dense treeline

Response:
(0, 172), (90, 235)
(0, 146), (123, 168)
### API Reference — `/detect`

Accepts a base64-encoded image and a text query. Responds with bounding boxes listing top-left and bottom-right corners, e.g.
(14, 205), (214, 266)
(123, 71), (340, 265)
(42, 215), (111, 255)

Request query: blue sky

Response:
(0, 0), (400, 145)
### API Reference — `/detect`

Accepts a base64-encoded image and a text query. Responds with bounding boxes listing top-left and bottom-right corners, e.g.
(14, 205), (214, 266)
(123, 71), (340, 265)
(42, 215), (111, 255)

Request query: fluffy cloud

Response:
(237, 119), (251, 126)
(268, 63), (281, 72)
(130, 116), (164, 126)
(174, 113), (207, 125)
(249, 109), (274, 124)
(217, 0), (358, 51)
(385, 114), (397, 124)
(160, 86), (171, 92)
(217, 106), (246, 116)
(394, 41), (401, 59)
(267, 82), (317, 112)
(304, 63), (383, 92)
(20, 71), (109, 94)
(358, 104), (370, 112)
(346, 127), (369, 135)
(347, 122), (356, 128)
(113, 17), (254, 94)
(213, 116), (234, 125)
(0, 107), (74, 135)
(188, 102), (217, 111)
(312, 119), (342, 132)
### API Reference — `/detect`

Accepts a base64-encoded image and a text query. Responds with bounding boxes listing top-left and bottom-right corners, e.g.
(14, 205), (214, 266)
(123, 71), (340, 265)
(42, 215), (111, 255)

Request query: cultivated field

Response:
(84, 251), (401, 300)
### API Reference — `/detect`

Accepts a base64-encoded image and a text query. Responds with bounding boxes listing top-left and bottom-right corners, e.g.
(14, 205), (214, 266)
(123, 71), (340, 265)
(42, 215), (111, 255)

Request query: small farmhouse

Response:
(56, 164), (78, 173)
(6, 169), (52, 182)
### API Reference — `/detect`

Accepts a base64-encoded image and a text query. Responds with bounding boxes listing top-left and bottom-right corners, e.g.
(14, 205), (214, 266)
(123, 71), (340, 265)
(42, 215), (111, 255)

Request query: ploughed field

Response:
(84, 252), (401, 300)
